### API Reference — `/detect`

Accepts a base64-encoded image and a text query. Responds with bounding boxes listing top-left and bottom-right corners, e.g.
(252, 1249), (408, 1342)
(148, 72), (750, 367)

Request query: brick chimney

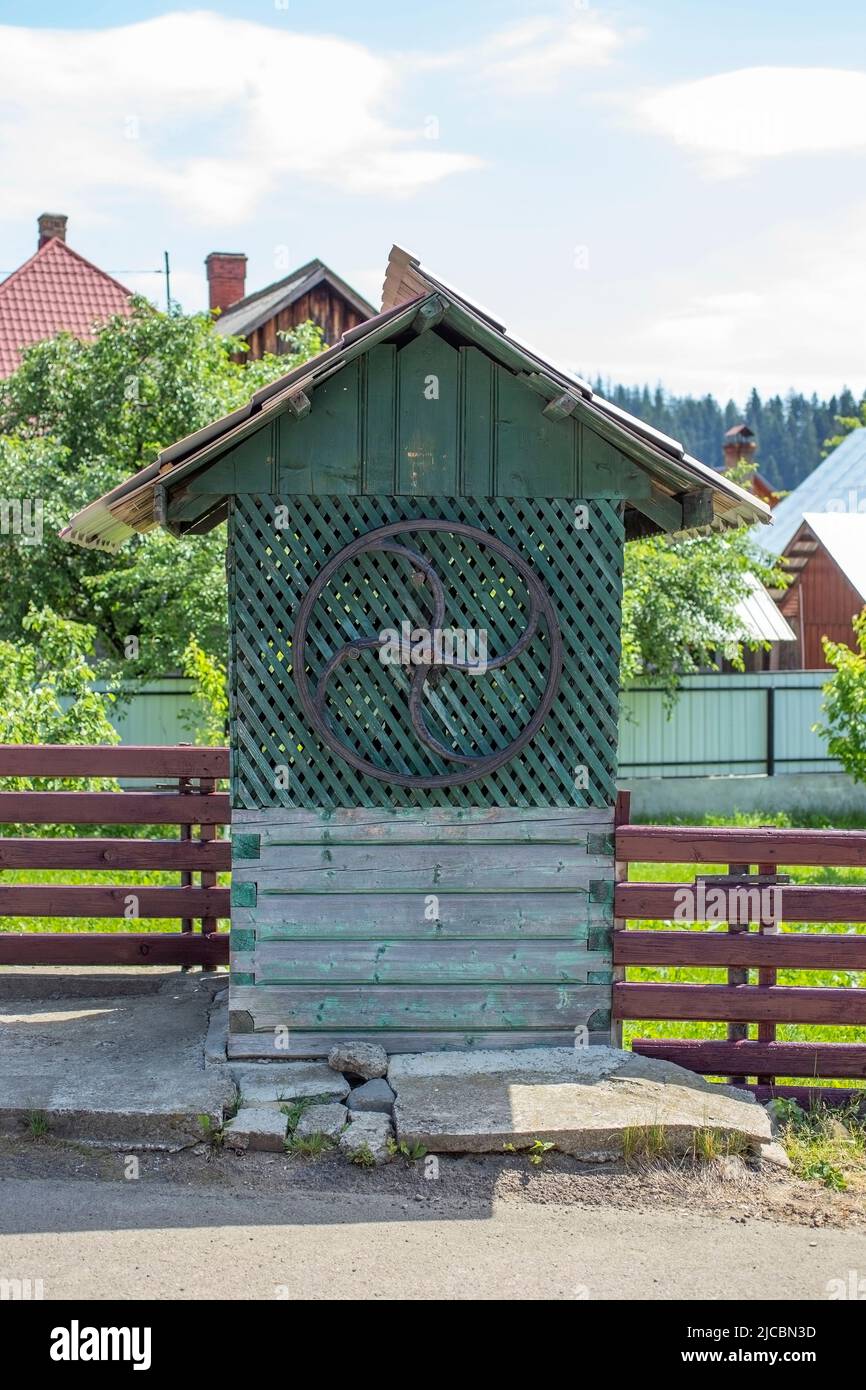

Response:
(38, 212), (68, 248)
(723, 422), (757, 472)
(206, 252), (247, 312)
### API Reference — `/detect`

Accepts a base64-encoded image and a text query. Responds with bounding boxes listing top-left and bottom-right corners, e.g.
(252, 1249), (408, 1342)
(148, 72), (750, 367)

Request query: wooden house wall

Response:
(779, 544), (864, 668)
(244, 285), (369, 359)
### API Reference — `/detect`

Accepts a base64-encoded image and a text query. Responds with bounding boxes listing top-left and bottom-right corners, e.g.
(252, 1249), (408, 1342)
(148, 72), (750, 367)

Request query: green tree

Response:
(814, 612), (866, 783)
(621, 529), (787, 706)
(0, 607), (119, 791)
(0, 300), (323, 675)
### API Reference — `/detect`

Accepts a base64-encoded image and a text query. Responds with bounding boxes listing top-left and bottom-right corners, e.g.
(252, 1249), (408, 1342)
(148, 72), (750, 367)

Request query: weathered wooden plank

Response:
(232, 983), (611, 1031)
(0, 745), (229, 777)
(616, 883), (866, 924)
(362, 344), (397, 493)
(0, 792), (230, 826)
(615, 981), (866, 1025)
(493, 364), (576, 496)
(0, 837), (230, 870)
(631, 1039), (866, 1080)
(0, 932), (228, 966)
(735, 1084), (866, 1110)
(231, 806), (614, 846)
(397, 331), (459, 494)
(242, 892), (607, 939)
(459, 347), (494, 495)
(246, 939), (611, 985)
(236, 846), (613, 893)
(227, 1028), (610, 1059)
(614, 929), (866, 970)
(0, 885), (230, 919)
(616, 825), (866, 868)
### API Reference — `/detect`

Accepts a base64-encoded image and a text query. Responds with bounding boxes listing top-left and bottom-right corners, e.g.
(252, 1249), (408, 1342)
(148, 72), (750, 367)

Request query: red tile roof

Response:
(0, 237), (132, 378)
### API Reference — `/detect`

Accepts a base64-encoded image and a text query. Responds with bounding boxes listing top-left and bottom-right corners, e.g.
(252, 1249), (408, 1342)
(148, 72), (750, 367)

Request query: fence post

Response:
(199, 775), (217, 973)
(178, 773), (193, 948)
(611, 789), (631, 1050)
(766, 687), (775, 778)
(756, 855), (778, 1087)
(726, 861), (751, 1085)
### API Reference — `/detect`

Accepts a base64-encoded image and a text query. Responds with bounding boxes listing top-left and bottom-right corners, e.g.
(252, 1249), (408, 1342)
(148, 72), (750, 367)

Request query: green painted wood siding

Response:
(184, 335), (650, 504)
(228, 807), (614, 1056)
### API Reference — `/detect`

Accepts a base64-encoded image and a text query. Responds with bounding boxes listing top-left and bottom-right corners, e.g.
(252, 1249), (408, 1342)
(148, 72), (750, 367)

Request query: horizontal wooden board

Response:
(0, 792), (231, 826)
(233, 806), (614, 848)
(616, 883), (866, 924)
(617, 825), (866, 868)
(614, 929), (866, 970)
(615, 981), (866, 1025)
(0, 837), (230, 871)
(0, 744), (228, 778)
(0, 932), (228, 966)
(244, 939), (611, 985)
(232, 983), (611, 1031)
(0, 885), (230, 919)
(236, 846), (613, 894)
(227, 1028), (611, 1059)
(240, 892), (607, 939)
(631, 1038), (866, 1080)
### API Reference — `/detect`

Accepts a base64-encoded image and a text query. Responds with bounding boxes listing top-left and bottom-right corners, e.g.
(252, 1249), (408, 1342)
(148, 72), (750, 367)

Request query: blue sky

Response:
(1, 1), (865, 399)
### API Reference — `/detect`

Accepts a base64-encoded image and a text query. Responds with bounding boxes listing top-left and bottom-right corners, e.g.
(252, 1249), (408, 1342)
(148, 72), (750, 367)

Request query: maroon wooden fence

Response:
(613, 793), (866, 1107)
(0, 745), (230, 966)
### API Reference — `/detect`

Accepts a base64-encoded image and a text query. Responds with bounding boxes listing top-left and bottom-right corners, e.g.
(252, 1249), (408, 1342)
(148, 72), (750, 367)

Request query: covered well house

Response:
(63, 246), (769, 1058)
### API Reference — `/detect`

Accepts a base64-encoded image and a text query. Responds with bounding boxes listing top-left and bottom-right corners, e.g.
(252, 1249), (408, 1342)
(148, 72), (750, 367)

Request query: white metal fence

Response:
(100, 672), (839, 782)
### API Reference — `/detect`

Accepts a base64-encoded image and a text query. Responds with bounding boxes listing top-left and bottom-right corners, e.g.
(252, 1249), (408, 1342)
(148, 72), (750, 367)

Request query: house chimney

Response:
(722, 422), (757, 472)
(206, 252), (247, 312)
(38, 212), (68, 248)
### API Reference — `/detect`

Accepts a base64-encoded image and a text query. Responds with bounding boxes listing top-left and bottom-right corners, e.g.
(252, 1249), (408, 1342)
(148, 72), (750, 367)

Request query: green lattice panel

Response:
(228, 495), (623, 808)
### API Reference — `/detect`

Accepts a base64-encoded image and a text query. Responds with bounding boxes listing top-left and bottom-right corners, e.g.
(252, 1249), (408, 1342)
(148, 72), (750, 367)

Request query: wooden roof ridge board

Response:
(61, 248), (771, 551)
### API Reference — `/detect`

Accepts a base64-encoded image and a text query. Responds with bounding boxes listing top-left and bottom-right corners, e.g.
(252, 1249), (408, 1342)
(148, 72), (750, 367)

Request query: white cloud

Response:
(0, 11), (482, 226)
(481, 11), (630, 91)
(590, 200), (866, 399)
(637, 67), (866, 177)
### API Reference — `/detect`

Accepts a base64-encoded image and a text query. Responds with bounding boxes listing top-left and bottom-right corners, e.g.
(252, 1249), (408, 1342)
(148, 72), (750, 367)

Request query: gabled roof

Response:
(757, 427), (866, 556)
(214, 258), (375, 340)
(61, 245), (770, 552)
(800, 512), (866, 602)
(0, 236), (132, 378)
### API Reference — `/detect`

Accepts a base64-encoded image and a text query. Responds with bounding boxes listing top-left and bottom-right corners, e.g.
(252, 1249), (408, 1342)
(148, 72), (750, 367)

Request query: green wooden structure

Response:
(64, 246), (768, 1057)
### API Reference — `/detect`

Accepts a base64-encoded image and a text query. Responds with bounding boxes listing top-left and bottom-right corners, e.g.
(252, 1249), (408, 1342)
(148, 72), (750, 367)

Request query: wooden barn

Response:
(206, 253), (375, 359)
(776, 513), (866, 669)
(63, 246), (768, 1058)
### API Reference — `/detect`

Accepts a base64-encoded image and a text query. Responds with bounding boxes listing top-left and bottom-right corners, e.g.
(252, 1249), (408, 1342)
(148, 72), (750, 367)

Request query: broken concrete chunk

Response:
(294, 1103), (348, 1141)
(225, 1106), (287, 1152)
(328, 1041), (388, 1080)
(230, 1063), (349, 1107)
(339, 1111), (393, 1164)
(346, 1079), (395, 1114)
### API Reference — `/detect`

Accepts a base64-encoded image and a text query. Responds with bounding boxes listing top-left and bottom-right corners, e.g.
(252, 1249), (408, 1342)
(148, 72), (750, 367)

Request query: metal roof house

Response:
(757, 427), (866, 557)
(776, 512), (866, 668)
(64, 245), (769, 1057)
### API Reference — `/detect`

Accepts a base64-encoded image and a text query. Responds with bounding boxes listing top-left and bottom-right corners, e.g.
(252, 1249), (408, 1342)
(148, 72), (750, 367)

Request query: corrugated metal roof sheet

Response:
(734, 573), (795, 642)
(757, 428), (866, 556)
(802, 512), (866, 602)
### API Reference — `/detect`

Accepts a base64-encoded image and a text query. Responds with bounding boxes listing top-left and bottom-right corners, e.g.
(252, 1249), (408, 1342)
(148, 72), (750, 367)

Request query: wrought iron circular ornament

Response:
(293, 519), (563, 788)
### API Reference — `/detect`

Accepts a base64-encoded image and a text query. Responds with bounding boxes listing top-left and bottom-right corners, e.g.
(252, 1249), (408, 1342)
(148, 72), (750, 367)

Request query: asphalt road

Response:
(1, 1176), (864, 1300)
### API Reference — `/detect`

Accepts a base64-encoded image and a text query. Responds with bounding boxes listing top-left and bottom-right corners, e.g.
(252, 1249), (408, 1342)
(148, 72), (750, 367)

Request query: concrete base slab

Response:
(0, 971), (236, 1148)
(390, 1047), (772, 1159)
(224, 1107), (287, 1152)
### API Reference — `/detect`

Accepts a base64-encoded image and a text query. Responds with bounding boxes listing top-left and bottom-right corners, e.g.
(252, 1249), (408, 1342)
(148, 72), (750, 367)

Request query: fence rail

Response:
(613, 792), (866, 1105)
(0, 744), (230, 967)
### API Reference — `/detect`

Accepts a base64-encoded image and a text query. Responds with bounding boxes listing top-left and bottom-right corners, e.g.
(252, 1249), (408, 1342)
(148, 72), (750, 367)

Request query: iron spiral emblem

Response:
(293, 519), (563, 788)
